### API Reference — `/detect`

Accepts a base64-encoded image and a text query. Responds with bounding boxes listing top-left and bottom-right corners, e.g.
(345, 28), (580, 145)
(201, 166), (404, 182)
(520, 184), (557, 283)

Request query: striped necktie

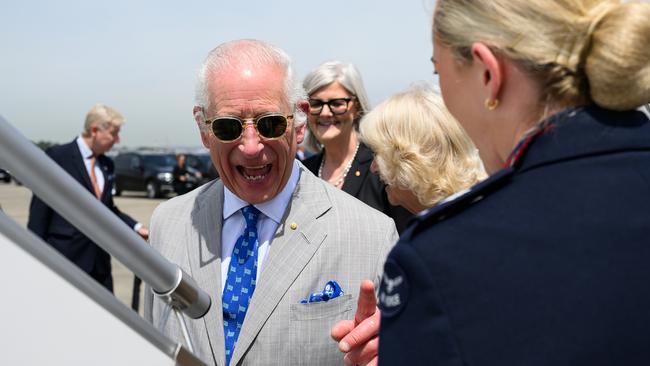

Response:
(222, 205), (260, 365)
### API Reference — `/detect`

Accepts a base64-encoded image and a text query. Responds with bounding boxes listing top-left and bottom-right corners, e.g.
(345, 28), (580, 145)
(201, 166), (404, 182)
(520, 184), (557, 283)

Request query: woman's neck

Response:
(318, 134), (360, 188)
(483, 59), (566, 174)
(323, 133), (359, 165)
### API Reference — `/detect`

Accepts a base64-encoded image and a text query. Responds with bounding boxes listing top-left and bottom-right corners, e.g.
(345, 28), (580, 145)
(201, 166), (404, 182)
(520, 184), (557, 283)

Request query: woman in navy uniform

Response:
(332, 1), (650, 365)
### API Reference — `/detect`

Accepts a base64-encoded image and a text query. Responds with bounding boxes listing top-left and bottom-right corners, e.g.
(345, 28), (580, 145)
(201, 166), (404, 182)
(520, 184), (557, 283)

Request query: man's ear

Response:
(193, 106), (204, 123)
(296, 100), (310, 115)
(471, 42), (503, 102)
(193, 106), (210, 148)
(295, 123), (306, 145)
(293, 100), (309, 145)
(89, 125), (100, 138)
(199, 130), (210, 148)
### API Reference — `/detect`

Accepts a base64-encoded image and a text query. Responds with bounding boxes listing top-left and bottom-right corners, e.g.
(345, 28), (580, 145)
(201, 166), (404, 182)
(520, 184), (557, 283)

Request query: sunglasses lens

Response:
(212, 118), (243, 142)
(257, 115), (287, 139)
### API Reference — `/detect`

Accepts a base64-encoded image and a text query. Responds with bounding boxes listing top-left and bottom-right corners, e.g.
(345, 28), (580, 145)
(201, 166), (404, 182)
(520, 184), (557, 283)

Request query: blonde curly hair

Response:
(360, 84), (486, 208)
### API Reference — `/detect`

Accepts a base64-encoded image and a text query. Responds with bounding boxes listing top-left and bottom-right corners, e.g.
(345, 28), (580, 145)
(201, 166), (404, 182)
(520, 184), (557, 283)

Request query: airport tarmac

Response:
(0, 181), (166, 316)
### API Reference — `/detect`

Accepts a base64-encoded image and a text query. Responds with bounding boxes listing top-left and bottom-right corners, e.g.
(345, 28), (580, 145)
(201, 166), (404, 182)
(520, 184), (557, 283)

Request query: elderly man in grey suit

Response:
(144, 39), (398, 366)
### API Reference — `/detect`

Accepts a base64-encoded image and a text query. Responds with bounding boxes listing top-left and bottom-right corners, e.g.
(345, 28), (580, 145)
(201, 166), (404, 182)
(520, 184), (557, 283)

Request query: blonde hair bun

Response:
(433, 0), (650, 111)
(587, 1), (650, 110)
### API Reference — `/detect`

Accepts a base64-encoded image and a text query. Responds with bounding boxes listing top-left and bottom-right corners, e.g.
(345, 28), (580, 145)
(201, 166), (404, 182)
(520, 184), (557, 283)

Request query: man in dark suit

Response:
(28, 103), (149, 292)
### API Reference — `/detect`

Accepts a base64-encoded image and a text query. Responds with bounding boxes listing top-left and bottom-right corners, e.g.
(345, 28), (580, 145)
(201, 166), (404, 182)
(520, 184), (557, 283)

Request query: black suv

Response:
(185, 153), (219, 184)
(113, 152), (176, 198)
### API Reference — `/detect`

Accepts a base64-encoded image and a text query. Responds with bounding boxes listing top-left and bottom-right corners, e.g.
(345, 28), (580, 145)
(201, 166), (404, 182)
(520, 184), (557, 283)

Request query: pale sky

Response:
(1, 0), (437, 148)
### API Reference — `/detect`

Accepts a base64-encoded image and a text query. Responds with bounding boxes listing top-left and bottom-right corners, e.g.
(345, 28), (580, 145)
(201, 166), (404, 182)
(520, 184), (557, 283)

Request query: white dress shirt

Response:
(76, 136), (141, 231)
(76, 136), (105, 191)
(220, 160), (300, 294)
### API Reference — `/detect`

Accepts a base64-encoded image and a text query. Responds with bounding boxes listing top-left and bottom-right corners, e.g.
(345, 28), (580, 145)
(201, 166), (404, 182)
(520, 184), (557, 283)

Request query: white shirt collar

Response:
(223, 159), (300, 224)
(76, 135), (94, 159)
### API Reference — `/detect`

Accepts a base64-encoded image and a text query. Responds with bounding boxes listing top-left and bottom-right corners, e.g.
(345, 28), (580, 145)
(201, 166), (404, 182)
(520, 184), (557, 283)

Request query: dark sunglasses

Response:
(204, 113), (293, 143)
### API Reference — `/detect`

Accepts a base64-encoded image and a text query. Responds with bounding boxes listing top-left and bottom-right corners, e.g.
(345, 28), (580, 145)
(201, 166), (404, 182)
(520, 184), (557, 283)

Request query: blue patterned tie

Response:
(222, 205), (260, 366)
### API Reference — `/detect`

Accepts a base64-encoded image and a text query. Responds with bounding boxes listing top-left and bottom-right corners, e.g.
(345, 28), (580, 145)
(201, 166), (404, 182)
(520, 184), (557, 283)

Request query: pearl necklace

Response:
(318, 143), (360, 188)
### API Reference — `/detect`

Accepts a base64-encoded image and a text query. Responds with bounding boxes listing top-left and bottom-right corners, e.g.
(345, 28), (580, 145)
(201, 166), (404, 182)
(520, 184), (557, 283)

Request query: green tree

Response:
(34, 140), (58, 150)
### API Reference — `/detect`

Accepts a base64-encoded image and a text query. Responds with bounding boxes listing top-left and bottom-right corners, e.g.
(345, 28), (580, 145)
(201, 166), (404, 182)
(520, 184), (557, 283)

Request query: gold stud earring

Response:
(484, 98), (499, 111)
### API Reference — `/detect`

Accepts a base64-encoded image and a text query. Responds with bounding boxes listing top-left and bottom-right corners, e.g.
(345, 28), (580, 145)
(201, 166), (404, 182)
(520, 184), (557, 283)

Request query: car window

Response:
(185, 155), (202, 169)
(130, 156), (141, 169)
(143, 155), (176, 167)
(198, 155), (212, 166)
(114, 155), (129, 169)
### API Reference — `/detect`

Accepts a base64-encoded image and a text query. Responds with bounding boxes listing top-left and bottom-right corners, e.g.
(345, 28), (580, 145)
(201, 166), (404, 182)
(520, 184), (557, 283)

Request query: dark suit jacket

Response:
(303, 143), (412, 233)
(27, 139), (137, 292)
(378, 106), (650, 365)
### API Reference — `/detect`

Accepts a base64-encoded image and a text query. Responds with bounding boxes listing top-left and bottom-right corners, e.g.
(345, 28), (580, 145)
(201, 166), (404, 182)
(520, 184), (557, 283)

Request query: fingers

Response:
(331, 279), (381, 365)
(331, 280), (377, 343)
(339, 310), (380, 352)
(138, 227), (150, 241)
(343, 336), (379, 365)
(366, 359), (379, 366)
(365, 358), (379, 366)
(344, 356), (377, 366)
(354, 280), (377, 325)
(331, 319), (355, 342)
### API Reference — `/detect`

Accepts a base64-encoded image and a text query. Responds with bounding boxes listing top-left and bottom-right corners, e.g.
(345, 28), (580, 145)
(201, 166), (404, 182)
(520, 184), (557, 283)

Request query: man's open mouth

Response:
(238, 164), (271, 182)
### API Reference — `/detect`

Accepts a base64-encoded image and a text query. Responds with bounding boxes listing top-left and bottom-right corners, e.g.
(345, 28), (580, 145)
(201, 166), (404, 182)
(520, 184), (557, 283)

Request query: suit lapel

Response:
(69, 141), (94, 194)
(97, 155), (111, 201)
(187, 181), (228, 366)
(230, 166), (331, 365)
(341, 143), (372, 197)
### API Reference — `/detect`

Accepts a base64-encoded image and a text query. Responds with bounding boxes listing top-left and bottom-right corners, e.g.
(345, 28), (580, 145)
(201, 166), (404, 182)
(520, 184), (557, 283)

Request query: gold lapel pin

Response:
(290, 222), (298, 230)
(355, 170), (361, 177)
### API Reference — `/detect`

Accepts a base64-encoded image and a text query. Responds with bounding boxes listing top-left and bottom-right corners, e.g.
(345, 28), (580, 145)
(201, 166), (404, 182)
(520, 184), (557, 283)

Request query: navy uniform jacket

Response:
(304, 143), (413, 233)
(28, 139), (137, 292)
(378, 106), (650, 365)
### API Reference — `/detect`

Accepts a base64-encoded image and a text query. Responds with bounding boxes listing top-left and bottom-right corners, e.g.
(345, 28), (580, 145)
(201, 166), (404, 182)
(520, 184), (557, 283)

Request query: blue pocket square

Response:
(300, 280), (343, 303)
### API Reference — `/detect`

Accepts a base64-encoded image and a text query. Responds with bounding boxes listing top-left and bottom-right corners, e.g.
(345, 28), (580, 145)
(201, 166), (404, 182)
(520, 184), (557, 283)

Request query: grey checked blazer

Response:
(144, 162), (398, 365)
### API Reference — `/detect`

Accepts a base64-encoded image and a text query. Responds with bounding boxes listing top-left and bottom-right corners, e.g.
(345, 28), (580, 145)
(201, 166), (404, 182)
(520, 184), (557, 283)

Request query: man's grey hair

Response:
(83, 103), (125, 136)
(302, 60), (371, 152)
(194, 39), (306, 131)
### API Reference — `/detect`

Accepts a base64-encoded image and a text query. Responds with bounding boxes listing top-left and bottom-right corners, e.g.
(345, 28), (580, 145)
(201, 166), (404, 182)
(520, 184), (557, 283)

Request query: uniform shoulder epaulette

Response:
(410, 167), (515, 237)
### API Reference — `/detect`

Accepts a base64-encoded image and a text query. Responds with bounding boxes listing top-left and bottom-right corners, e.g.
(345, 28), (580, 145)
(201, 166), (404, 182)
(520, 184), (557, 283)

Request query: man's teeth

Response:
(244, 173), (265, 181)
(242, 165), (269, 181)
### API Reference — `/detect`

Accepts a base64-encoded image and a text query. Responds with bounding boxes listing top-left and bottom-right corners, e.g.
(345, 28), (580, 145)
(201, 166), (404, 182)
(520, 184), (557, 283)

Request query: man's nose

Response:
(238, 123), (263, 156)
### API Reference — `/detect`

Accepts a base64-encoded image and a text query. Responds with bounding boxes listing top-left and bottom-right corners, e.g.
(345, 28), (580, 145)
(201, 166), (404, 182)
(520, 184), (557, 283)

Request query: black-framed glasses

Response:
(308, 97), (355, 116)
(204, 113), (293, 143)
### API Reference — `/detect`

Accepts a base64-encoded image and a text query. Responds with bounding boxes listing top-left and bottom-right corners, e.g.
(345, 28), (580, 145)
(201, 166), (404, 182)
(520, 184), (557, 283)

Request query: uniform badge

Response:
(378, 258), (408, 317)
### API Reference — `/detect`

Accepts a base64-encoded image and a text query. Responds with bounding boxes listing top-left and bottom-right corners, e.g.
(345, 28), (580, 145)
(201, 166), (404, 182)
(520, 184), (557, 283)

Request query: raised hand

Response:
(331, 279), (381, 366)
